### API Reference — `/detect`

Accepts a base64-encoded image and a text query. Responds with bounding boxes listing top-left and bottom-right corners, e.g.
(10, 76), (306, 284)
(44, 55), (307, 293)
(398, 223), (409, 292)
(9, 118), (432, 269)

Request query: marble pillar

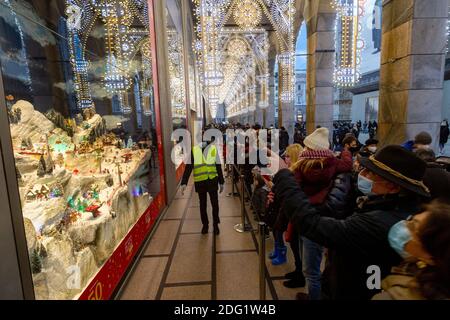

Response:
(306, 10), (336, 135)
(378, 0), (447, 150)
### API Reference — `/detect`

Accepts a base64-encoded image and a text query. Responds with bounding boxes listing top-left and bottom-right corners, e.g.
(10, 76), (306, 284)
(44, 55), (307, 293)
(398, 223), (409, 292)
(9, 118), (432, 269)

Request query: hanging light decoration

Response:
(66, 0), (94, 109)
(331, 0), (365, 87)
(193, 0), (295, 119)
(233, 0), (262, 31)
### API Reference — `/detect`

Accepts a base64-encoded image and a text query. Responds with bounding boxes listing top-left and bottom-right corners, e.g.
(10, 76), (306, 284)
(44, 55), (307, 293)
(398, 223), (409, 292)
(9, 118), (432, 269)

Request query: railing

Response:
(229, 164), (267, 300)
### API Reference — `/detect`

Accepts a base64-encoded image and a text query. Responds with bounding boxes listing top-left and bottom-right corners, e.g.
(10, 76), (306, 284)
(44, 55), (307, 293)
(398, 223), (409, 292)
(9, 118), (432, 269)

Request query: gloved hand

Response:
(219, 184), (224, 194)
(180, 184), (187, 195)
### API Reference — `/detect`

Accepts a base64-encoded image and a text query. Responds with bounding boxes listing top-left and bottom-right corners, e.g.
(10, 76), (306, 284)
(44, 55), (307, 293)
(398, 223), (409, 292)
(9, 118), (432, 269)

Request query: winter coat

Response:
(372, 263), (425, 300)
(293, 150), (353, 204)
(401, 140), (415, 152)
(317, 172), (355, 220)
(252, 185), (270, 217)
(440, 125), (449, 145)
(280, 130), (289, 151)
(422, 162), (450, 201)
(181, 146), (225, 193)
(272, 169), (423, 300)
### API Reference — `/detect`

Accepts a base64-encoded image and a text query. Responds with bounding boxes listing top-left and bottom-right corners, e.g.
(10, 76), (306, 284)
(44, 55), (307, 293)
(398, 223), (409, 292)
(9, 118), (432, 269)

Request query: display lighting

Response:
(331, 0), (365, 87)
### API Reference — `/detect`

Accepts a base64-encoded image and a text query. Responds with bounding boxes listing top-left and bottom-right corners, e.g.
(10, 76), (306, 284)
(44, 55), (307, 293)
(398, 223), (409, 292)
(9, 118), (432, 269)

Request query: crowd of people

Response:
(211, 120), (450, 300)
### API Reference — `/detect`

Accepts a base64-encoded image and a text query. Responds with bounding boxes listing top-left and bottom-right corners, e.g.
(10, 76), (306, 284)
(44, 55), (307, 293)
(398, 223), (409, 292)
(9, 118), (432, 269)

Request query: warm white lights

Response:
(233, 0), (262, 30)
(332, 0), (365, 87)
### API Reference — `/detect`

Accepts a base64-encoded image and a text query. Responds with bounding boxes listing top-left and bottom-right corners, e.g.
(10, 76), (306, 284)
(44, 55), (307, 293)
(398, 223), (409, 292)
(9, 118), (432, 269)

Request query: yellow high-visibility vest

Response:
(192, 145), (218, 182)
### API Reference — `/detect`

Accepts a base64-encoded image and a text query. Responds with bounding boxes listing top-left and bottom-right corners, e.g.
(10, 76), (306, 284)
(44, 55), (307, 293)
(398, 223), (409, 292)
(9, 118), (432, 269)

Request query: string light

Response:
(331, 0), (364, 87)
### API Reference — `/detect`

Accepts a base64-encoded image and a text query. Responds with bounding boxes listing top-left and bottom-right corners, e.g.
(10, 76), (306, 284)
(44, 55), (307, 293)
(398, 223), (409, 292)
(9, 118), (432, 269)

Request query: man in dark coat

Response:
(271, 145), (430, 300)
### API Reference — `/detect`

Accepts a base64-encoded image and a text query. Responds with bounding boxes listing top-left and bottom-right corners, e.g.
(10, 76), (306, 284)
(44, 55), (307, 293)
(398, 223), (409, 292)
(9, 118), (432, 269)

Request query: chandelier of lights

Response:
(331, 0), (365, 87)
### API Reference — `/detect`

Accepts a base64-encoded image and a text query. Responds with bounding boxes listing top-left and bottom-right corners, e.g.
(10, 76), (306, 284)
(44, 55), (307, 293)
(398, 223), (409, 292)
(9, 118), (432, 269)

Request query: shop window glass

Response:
(0, 0), (162, 299)
(165, 0), (187, 169)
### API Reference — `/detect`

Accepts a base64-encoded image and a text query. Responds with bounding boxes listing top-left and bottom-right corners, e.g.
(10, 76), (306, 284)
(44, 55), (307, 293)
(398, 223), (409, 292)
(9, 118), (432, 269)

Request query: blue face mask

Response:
(357, 173), (374, 195)
(388, 220), (412, 259)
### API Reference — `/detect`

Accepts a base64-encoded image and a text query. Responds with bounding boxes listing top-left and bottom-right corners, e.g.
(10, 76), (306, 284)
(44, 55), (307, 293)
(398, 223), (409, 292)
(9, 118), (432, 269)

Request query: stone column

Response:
(306, 6), (336, 135)
(378, 0), (447, 150)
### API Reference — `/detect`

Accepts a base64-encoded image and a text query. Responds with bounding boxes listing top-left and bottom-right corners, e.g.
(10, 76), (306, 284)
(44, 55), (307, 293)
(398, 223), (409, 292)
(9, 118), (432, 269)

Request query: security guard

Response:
(180, 139), (224, 235)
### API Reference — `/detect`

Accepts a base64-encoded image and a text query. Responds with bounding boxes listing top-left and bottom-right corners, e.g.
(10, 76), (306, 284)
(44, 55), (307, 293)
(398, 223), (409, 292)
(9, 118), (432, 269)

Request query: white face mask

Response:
(368, 146), (377, 153)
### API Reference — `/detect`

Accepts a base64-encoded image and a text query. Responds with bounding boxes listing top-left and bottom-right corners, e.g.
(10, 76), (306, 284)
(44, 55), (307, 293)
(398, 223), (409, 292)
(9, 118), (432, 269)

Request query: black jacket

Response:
(423, 162), (450, 201)
(272, 169), (423, 300)
(318, 172), (355, 220)
(279, 130), (289, 151)
(181, 145), (225, 193)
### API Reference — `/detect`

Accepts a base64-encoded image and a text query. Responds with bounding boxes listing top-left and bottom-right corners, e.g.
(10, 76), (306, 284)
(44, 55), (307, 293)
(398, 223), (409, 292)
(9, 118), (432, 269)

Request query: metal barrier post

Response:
(234, 174), (252, 233)
(227, 165), (238, 197)
(259, 222), (267, 300)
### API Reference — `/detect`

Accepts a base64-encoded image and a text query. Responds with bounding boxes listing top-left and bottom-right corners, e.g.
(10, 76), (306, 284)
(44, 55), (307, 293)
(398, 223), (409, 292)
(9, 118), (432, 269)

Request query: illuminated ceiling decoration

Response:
(233, 0), (262, 30)
(193, 0), (294, 119)
(331, 0), (365, 87)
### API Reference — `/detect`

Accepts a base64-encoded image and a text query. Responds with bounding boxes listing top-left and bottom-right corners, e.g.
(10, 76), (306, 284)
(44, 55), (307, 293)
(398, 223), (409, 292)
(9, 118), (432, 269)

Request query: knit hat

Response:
(303, 127), (330, 151)
(414, 132), (432, 145)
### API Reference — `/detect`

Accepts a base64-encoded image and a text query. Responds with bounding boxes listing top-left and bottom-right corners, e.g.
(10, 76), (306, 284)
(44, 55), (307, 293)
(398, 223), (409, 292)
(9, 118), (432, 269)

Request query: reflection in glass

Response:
(0, 0), (160, 299)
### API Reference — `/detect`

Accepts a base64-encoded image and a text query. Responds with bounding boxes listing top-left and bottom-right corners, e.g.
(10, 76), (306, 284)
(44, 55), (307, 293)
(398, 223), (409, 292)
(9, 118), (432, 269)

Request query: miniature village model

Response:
(9, 100), (153, 300)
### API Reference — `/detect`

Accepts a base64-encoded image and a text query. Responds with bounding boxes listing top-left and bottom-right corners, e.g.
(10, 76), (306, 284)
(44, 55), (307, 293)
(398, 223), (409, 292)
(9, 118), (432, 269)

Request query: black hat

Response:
(365, 138), (379, 146)
(359, 145), (430, 197)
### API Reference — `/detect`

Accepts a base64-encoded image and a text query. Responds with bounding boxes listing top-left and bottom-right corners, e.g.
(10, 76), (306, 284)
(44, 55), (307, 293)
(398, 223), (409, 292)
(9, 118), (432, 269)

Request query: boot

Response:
(268, 246), (279, 260)
(283, 272), (306, 288)
(271, 246), (287, 265)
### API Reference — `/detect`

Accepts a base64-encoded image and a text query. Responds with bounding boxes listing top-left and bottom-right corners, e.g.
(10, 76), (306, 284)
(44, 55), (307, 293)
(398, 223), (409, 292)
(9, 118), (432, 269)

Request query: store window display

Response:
(0, 0), (163, 299)
(166, 0), (187, 170)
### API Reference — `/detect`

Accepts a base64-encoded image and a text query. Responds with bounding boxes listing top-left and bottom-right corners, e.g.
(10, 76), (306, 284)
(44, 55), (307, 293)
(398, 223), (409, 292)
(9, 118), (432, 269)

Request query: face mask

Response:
(350, 146), (359, 153)
(388, 220), (412, 259)
(357, 173), (374, 195)
(368, 146), (377, 153)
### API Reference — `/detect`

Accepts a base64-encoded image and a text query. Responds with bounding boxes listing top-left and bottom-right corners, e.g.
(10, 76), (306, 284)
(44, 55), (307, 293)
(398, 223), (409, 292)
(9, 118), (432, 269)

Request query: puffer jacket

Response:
(317, 172), (355, 220)
(272, 169), (424, 300)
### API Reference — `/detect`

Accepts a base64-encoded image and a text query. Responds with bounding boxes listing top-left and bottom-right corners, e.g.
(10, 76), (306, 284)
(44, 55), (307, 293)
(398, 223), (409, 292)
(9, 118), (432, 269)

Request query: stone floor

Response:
(119, 174), (307, 300)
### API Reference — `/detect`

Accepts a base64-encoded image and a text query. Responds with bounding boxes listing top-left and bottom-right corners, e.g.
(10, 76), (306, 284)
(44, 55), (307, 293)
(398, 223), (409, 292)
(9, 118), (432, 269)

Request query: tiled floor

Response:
(119, 175), (303, 300)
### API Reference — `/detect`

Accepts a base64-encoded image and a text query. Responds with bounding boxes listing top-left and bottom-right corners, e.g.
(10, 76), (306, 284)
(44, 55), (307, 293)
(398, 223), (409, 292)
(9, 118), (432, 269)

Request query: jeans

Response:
(289, 232), (302, 273)
(301, 237), (323, 300)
